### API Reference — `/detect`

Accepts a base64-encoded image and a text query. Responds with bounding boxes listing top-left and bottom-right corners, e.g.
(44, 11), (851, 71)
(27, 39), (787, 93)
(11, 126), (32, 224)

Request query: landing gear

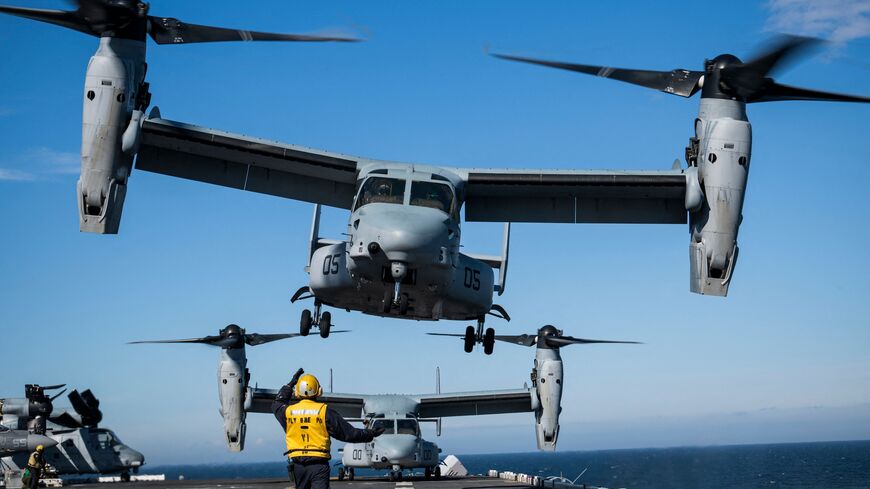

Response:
(300, 301), (332, 338)
(348, 468), (355, 481)
(463, 318), (496, 355)
(389, 469), (403, 482)
(434, 465), (441, 480)
(425, 467), (432, 479)
(338, 467), (346, 481)
(300, 309), (312, 336)
(120, 471), (131, 483)
(382, 288), (410, 315)
(320, 311), (331, 338)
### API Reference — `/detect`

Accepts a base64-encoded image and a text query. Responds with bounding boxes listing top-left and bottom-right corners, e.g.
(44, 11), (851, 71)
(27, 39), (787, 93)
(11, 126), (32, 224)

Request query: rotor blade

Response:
(747, 81), (870, 104)
(492, 53), (703, 97)
(426, 333), (464, 338)
(127, 335), (223, 345)
(41, 384), (66, 391)
(245, 333), (298, 346)
(48, 411), (82, 429)
(0, 5), (94, 36)
(493, 334), (538, 347)
(739, 35), (820, 79)
(49, 388), (68, 402)
(147, 17), (360, 45)
(546, 336), (642, 347)
(67, 390), (88, 417)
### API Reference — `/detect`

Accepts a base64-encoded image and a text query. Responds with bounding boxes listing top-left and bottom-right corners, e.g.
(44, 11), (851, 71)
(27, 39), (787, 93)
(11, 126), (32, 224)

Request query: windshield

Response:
(355, 177), (406, 210)
(396, 419), (419, 436)
(370, 419), (395, 434)
(410, 181), (454, 214)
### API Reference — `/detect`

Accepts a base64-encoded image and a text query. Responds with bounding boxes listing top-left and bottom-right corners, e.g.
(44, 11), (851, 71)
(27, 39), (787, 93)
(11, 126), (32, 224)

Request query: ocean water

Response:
(139, 440), (870, 489)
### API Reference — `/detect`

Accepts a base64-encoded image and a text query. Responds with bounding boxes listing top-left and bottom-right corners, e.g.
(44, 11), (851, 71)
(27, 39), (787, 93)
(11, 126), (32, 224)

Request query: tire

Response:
(483, 327), (495, 355)
(398, 293), (409, 315)
(383, 290), (393, 313)
(435, 466), (441, 480)
(425, 467), (432, 479)
(464, 325), (475, 353)
(120, 472), (131, 483)
(320, 312), (332, 338)
(300, 309), (312, 336)
(389, 471), (396, 482)
(348, 468), (355, 481)
(338, 467), (345, 481)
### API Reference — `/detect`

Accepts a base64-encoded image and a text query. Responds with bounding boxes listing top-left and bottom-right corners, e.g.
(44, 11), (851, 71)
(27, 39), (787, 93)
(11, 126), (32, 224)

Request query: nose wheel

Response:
(382, 288), (410, 315)
(300, 301), (332, 338)
(463, 318), (495, 354)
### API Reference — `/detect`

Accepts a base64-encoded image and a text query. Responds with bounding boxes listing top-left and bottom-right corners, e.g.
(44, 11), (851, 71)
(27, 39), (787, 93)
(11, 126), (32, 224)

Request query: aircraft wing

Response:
(136, 116), (363, 209)
(248, 388), (366, 418)
(458, 168), (688, 224)
(415, 388), (534, 417)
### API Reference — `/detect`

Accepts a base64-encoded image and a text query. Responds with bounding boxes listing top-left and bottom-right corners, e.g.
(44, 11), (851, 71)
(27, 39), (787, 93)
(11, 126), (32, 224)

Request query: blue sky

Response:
(1, 0), (869, 465)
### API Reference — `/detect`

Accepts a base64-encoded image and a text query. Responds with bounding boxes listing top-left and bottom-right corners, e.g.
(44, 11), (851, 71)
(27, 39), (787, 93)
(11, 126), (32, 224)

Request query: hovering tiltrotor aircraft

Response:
(129, 324), (347, 452)
(132, 324), (638, 478)
(0, 386), (145, 481)
(4, 2), (869, 350)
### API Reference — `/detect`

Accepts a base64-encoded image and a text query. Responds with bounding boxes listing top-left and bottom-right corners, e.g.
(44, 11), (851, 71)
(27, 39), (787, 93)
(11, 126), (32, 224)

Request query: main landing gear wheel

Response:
(300, 309), (312, 336)
(338, 467), (346, 481)
(320, 311), (331, 338)
(425, 467), (432, 479)
(483, 327), (495, 355)
(464, 325), (475, 353)
(434, 466), (441, 479)
(120, 471), (130, 483)
(348, 468), (355, 481)
(389, 470), (403, 482)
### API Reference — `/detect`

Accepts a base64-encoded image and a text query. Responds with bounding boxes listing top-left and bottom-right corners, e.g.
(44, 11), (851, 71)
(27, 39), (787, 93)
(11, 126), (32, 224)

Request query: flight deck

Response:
(72, 477), (546, 489)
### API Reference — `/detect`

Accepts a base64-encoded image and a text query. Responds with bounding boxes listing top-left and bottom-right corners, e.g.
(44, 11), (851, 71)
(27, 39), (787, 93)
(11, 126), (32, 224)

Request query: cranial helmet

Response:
(295, 374), (322, 399)
(36, 445), (44, 452)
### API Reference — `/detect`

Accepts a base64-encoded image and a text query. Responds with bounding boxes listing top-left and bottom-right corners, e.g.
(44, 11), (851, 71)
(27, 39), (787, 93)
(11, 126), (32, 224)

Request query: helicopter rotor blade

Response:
(147, 17), (361, 45)
(492, 334), (538, 347)
(491, 53), (703, 98)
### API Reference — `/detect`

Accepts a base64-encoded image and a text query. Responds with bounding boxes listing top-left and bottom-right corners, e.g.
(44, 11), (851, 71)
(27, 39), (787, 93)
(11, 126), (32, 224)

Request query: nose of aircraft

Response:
(375, 435), (418, 464)
(26, 434), (57, 451)
(363, 207), (448, 262)
(118, 446), (145, 467)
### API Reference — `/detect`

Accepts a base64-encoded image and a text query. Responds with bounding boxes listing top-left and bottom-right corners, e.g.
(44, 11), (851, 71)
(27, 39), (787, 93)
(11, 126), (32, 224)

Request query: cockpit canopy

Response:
(368, 418), (420, 436)
(354, 173), (458, 219)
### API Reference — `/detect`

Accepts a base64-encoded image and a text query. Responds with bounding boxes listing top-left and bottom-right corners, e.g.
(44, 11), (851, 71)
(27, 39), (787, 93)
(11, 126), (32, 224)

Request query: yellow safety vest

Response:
(285, 399), (331, 459)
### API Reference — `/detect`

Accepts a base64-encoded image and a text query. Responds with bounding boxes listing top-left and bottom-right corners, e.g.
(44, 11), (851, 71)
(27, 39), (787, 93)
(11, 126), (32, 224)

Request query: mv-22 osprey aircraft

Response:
(131, 324), (638, 474)
(1, 385), (145, 482)
(3, 3), (870, 351)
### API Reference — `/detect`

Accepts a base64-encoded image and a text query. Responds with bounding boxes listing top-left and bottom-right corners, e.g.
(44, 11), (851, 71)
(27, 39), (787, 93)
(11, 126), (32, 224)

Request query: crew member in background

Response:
(24, 444), (45, 489)
(272, 369), (384, 489)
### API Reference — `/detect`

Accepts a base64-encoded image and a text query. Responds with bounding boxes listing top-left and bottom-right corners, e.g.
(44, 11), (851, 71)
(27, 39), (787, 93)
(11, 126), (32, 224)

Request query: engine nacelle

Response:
(218, 348), (247, 452)
(532, 348), (563, 451)
(689, 99), (751, 296)
(78, 37), (147, 234)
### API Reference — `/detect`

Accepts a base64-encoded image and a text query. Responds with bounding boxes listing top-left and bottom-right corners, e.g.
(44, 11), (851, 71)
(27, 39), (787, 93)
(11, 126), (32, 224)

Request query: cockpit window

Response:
(355, 177), (406, 210)
(396, 420), (419, 436)
(370, 419), (395, 434)
(410, 181), (454, 214)
(96, 430), (115, 449)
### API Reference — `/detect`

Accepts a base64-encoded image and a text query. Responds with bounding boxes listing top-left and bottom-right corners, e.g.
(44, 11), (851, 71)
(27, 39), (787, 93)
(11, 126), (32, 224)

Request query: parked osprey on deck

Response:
(2, 2), (869, 353)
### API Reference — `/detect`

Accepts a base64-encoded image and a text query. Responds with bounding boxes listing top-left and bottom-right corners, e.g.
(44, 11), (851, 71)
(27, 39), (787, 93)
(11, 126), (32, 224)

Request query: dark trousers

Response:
(26, 468), (41, 489)
(291, 461), (330, 489)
